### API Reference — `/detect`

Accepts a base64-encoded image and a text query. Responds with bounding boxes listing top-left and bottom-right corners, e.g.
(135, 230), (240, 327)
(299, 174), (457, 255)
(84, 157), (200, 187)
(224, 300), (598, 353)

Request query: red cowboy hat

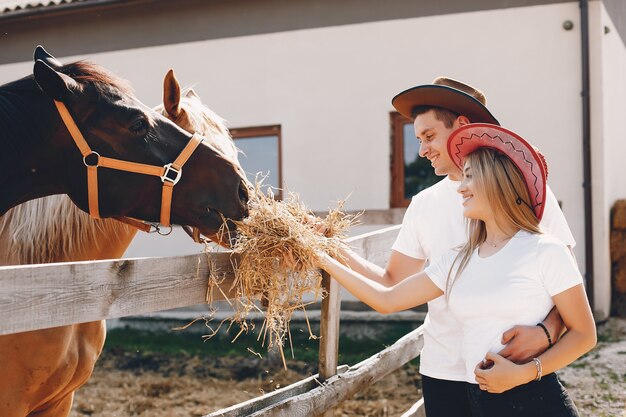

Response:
(447, 123), (547, 220)
(391, 77), (500, 125)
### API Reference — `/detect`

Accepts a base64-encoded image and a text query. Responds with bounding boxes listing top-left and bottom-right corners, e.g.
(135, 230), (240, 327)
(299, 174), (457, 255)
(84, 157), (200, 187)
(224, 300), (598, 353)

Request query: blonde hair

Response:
(445, 148), (542, 298)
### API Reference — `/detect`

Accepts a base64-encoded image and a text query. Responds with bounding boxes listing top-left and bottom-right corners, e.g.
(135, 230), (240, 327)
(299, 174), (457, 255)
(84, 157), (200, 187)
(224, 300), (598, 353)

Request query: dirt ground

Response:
(70, 318), (626, 417)
(558, 318), (626, 417)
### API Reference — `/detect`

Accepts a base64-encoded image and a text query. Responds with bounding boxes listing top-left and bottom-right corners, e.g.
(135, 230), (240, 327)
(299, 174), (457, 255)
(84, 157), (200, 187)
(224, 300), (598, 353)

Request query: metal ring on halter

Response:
(156, 225), (173, 236)
(83, 151), (101, 167)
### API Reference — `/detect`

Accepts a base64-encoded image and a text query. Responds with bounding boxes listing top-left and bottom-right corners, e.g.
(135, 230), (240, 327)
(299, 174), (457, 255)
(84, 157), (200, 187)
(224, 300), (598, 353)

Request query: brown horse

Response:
(0, 65), (244, 416)
(0, 46), (248, 239)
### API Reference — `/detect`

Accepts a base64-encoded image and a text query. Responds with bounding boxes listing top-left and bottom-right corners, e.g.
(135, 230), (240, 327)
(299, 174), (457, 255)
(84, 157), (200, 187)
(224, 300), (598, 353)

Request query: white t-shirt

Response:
(425, 231), (583, 383)
(392, 176), (575, 381)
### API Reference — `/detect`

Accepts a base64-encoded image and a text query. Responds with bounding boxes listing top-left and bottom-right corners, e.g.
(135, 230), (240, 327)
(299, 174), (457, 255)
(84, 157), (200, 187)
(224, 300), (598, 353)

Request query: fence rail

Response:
(0, 223), (426, 416)
(0, 225), (400, 335)
(0, 252), (237, 335)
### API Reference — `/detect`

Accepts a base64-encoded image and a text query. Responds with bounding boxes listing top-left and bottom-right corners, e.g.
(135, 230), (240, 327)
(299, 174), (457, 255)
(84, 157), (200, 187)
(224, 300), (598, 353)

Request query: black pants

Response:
(421, 374), (472, 417)
(467, 373), (580, 417)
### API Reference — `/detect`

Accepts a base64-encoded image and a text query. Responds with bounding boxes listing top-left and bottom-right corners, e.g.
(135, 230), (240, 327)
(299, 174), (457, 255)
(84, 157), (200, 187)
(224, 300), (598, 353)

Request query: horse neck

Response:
(0, 82), (70, 216)
(0, 195), (137, 266)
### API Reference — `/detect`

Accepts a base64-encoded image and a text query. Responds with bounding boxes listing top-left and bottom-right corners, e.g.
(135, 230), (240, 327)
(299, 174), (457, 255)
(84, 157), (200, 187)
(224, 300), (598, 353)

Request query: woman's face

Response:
(457, 159), (490, 220)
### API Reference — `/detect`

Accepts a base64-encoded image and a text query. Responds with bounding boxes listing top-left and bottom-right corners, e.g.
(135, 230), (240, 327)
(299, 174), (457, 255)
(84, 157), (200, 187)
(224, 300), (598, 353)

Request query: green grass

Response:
(104, 321), (423, 366)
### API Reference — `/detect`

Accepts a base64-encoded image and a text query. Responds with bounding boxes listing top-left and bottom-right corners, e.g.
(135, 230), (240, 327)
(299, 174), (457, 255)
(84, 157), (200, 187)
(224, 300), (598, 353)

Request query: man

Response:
(337, 77), (575, 416)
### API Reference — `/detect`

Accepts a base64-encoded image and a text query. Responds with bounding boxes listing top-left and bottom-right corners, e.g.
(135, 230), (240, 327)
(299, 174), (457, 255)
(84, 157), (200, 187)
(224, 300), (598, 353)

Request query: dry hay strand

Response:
(205, 184), (358, 367)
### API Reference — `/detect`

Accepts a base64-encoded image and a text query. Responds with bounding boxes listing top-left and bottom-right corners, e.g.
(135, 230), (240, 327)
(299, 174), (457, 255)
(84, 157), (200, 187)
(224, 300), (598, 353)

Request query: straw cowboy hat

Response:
(446, 123), (548, 220)
(392, 77), (499, 125)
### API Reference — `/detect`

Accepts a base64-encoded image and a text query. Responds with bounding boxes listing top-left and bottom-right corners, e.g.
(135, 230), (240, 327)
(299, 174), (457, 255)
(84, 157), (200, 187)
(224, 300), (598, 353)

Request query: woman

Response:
(317, 123), (596, 416)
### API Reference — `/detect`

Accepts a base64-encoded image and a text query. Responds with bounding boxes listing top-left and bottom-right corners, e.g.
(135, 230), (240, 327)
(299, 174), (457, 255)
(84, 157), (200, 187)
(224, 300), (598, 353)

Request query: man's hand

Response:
(497, 325), (550, 364)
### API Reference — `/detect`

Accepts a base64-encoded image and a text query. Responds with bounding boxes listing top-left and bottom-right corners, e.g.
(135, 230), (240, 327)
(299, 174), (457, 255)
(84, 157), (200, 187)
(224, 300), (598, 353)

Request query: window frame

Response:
(230, 125), (283, 200)
(390, 111), (413, 208)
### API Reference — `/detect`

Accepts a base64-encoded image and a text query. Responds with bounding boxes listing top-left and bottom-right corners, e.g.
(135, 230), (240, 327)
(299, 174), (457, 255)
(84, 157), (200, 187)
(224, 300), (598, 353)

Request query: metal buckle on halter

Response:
(83, 151), (100, 167)
(161, 163), (182, 185)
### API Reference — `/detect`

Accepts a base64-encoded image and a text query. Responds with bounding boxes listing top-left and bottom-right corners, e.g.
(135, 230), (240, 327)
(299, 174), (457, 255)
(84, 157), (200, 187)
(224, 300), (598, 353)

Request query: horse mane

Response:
(56, 60), (135, 97)
(0, 195), (132, 265)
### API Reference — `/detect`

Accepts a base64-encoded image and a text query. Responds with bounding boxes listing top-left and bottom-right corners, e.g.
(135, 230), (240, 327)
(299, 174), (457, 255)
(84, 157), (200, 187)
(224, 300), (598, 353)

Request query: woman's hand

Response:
(474, 352), (535, 393)
(315, 251), (333, 269)
(306, 215), (329, 236)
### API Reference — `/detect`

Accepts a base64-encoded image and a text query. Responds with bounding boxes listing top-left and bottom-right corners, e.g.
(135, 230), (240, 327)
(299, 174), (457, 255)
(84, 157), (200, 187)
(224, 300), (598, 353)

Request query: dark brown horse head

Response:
(0, 47), (248, 240)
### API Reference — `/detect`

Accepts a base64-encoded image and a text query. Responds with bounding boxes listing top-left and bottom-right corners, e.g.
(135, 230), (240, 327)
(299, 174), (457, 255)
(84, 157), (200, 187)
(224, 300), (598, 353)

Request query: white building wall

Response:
(601, 5), (626, 219)
(0, 3), (586, 267)
(587, 1), (626, 319)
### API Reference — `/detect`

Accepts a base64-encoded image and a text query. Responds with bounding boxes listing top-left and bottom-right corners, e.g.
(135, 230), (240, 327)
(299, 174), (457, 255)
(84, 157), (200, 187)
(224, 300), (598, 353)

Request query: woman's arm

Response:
(337, 245), (426, 287)
(318, 252), (443, 314)
(475, 284), (596, 393)
(528, 284), (596, 373)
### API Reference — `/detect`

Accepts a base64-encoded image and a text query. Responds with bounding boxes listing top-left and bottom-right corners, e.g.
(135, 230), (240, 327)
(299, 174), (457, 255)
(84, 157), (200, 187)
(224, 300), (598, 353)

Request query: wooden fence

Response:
(0, 224), (425, 417)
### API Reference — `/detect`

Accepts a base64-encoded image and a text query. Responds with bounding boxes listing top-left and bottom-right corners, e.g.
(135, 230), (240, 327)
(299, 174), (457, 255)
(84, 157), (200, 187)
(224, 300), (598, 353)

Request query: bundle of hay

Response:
(205, 184), (358, 366)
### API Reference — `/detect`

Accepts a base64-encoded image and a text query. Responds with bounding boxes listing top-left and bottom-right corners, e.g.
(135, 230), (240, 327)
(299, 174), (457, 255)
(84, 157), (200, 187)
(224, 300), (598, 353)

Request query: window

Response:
(390, 112), (442, 207)
(230, 125), (282, 199)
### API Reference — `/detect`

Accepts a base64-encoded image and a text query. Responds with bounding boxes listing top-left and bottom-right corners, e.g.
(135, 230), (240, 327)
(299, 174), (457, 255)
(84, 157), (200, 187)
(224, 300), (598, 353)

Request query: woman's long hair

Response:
(445, 148), (542, 299)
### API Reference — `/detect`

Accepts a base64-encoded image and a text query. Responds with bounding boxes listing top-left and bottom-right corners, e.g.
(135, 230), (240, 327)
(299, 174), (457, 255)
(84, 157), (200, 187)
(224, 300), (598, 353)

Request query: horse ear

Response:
(33, 45), (63, 69)
(163, 69), (181, 118)
(33, 60), (80, 101)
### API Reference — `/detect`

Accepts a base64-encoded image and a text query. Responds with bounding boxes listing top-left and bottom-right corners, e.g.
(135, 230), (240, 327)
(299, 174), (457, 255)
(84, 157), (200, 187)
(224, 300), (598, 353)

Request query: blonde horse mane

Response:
(1, 87), (241, 265)
(0, 196), (132, 265)
(154, 88), (241, 163)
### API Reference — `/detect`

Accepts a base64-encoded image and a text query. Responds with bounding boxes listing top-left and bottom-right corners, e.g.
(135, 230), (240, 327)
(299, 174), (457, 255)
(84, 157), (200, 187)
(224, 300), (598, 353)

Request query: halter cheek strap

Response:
(54, 100), (203, 230)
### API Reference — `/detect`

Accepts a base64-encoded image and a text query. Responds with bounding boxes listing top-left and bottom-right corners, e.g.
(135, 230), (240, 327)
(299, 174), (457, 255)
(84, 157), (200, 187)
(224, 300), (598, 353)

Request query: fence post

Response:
(318, 270), (341, 417)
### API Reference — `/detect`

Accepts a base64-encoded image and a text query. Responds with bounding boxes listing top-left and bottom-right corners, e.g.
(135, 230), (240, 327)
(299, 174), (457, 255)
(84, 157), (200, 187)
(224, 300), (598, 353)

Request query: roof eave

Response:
(0, 0), (155, 23)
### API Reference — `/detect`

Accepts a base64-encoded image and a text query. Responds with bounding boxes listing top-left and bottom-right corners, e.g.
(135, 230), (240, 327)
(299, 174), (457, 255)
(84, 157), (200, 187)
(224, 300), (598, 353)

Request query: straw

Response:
(204, 183), (358, 367)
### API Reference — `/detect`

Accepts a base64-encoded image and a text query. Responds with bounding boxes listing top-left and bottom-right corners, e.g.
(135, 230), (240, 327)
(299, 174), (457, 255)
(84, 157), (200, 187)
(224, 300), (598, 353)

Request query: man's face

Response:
(413, 110), (465, 180)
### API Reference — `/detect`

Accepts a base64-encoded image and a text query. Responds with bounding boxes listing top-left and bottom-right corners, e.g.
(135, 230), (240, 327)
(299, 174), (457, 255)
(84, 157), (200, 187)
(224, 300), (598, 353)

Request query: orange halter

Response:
(54, 100), (203, 234)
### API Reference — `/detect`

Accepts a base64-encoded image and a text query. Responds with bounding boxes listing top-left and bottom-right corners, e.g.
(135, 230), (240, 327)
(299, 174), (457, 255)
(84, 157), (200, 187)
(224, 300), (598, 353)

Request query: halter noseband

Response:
(54, 100), (203, 233)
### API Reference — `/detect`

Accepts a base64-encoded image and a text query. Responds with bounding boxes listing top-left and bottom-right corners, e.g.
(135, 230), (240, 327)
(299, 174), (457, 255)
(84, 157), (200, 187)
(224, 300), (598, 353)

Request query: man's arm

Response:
(498, 306), (564, 363)
(338, 245), (426, 287)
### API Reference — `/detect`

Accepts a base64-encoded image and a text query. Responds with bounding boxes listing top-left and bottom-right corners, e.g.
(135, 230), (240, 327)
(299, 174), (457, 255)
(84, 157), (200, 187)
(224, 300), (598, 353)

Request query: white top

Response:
(425, 231), (583, 383)
(392, 177), (576, 381)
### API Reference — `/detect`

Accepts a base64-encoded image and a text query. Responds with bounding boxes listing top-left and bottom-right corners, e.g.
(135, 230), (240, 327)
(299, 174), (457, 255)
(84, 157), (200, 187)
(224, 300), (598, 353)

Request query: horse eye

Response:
(129, 117), (148, 134)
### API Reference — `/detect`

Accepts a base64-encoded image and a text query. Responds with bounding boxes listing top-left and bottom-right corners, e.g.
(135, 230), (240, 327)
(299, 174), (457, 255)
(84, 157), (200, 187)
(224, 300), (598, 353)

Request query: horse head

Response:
(0, 46), (249, 242)
(155, 69), (252, 244)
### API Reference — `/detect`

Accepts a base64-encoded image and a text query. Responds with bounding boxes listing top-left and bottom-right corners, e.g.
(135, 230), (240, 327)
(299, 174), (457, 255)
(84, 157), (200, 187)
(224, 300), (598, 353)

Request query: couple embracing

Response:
(316, 78), (596, 417)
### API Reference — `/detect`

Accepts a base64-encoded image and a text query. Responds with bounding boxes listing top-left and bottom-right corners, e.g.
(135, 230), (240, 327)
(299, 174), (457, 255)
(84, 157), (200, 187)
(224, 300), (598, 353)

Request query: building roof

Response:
(0, 0), (86, 14)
